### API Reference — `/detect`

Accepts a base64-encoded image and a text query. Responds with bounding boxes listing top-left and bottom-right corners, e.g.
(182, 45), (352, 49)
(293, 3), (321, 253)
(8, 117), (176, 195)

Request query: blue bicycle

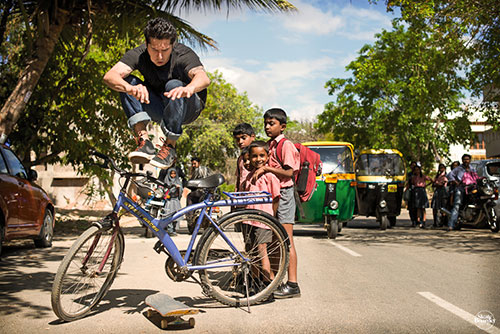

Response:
(51, 152), (290, 321)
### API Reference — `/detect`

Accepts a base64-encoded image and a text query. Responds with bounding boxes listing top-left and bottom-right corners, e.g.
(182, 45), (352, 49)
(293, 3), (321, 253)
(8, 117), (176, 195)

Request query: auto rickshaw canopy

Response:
(302, 141), (355, 175)
(355, 148), (406, 180)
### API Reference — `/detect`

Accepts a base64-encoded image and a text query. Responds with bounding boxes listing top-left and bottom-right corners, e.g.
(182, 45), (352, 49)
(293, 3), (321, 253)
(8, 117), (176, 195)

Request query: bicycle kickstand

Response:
(243, 266), (251, 314)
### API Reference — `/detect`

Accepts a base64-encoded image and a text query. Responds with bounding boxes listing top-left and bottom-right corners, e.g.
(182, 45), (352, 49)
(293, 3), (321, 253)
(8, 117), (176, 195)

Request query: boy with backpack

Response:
(251, 108), (301, 298)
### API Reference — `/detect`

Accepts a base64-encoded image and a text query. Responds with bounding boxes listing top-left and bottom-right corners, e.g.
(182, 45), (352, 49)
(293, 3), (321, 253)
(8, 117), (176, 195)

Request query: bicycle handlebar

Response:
(91, 151), (166, 188)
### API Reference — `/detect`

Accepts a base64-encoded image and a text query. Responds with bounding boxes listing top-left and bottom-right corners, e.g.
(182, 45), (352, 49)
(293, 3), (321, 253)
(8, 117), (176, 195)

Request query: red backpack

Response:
(276, 139), (322, 202)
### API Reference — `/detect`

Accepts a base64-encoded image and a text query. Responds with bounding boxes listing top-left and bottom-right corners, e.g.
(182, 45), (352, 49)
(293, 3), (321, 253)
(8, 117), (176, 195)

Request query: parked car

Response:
(0, 144), (55, 255)
(471, 159), (500, 218)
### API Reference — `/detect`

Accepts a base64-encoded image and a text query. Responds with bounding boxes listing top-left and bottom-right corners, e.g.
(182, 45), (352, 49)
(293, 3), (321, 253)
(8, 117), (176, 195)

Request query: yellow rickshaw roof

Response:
(301, 141), (354, 150)
(359, 148), (404, 157)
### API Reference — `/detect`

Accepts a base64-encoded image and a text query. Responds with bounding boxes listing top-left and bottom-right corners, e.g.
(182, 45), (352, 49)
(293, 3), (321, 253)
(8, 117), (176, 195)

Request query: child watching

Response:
(232, 123), (256, 191)
(243, 141), (281, 285)
(163, 167), (183, 236)
(252, 108), (300, 298)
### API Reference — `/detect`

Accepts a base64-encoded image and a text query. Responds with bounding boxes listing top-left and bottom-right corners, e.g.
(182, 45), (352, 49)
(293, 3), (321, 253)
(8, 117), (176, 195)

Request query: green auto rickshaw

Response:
(296, 141), (356, 239)
(354, 149), (406, 229)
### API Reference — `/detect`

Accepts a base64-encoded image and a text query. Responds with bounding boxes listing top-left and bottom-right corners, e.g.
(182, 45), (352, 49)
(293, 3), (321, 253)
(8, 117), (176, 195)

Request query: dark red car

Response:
(0, 144), (55, 255)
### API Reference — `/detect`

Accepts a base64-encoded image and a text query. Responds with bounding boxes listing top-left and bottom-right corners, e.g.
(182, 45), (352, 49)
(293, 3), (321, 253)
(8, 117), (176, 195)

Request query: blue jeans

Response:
(120, 75), (204, 140)
(449, 187), (464, 229)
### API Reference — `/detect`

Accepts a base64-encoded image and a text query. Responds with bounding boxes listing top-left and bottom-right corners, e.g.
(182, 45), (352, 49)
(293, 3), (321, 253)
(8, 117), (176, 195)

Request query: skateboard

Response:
(144, 293), (199, 329)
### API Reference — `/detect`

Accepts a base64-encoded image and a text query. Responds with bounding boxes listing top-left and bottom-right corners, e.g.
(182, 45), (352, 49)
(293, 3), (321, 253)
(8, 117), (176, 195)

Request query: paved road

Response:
(1, 211), (499, 333)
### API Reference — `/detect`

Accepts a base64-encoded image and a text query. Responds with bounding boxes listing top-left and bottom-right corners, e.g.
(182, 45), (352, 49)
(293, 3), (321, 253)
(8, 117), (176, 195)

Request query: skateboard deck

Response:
(145, 293), (199, 329)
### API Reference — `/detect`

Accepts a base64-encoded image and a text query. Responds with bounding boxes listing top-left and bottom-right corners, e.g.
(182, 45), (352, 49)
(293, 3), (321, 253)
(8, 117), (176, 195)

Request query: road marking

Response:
(418, 292), (500, 333)
(329, 241), (362, 257)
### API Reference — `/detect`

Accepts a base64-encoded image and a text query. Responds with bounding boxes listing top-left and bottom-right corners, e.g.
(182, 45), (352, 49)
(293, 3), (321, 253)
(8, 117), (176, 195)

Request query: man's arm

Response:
(164, 66), (210, 100)
(103, 61), (150, 104)
(447, 167), (462, 185)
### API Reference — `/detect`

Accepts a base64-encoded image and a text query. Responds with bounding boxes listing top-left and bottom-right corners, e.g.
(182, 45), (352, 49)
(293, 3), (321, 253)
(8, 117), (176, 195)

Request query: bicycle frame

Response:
(113, 187), (273, 272)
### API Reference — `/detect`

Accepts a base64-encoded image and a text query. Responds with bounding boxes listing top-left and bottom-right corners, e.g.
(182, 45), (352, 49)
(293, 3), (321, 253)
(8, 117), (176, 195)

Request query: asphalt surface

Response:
(1, 209), (499, 334)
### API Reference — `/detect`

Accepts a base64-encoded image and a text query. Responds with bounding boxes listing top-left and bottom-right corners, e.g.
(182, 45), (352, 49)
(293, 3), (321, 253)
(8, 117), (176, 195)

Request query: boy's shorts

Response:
(277, 186), (296, 225)
(243, 224), (273, 248)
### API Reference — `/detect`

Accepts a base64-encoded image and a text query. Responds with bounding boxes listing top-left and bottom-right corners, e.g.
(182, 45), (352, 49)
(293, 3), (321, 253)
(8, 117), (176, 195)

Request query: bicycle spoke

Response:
(198, 212), (289, 306)
(52, 226), (124, 322)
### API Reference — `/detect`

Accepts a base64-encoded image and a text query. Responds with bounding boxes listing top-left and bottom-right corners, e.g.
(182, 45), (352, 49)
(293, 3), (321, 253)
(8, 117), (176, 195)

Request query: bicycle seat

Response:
(186, 174), (226, 190)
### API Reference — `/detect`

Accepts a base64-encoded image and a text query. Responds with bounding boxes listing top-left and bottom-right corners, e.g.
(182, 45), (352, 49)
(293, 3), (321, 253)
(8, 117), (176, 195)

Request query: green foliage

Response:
(176, 71), (262, 173)
(218, 182), (236, 199)
(383, 0), (500, 125)
(285, 120), (325, 143)
(317, 21), (472, 169)
(6, 22), (137, 183)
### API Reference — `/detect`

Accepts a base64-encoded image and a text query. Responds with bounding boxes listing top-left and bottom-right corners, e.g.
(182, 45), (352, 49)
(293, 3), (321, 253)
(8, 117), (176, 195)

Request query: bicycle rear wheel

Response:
(51, 225), (124, 321)
(197, 210), (289, 306)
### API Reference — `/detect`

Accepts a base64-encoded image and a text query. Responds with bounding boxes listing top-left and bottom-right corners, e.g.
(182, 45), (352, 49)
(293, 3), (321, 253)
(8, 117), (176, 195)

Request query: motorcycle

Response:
(441, 177), (499, 232)
(185, 188), (222, 235)
(136, 179), (169, 238)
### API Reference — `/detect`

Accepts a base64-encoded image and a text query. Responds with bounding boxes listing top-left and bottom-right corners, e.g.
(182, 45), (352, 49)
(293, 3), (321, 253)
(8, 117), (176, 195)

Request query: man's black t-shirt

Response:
(120, 43), (207, 104)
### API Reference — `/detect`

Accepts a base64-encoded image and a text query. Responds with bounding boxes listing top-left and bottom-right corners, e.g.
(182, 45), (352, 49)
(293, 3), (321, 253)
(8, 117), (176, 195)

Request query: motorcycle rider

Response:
(446, 154), (477, 231)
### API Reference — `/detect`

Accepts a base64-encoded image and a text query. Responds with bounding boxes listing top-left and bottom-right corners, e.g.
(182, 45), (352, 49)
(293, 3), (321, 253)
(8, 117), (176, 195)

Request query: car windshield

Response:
(307, 146), (353, 173)
(356, 153), (405, 176)
(486, 162), (500, 176)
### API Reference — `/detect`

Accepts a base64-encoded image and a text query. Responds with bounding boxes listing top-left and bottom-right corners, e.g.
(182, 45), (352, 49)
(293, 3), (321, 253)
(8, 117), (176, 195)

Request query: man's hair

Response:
(248, 140), (269, 154)
(233, 123), (255, 137)
(144, 18), (177, 44)
(462, 153), (472, 160)
(191, 157), (201, 163)
(263, 108), (287, 124)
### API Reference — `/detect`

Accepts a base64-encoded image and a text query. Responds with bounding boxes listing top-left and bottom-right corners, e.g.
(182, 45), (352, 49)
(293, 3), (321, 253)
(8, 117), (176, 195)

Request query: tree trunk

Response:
(0, 14), (68, 144)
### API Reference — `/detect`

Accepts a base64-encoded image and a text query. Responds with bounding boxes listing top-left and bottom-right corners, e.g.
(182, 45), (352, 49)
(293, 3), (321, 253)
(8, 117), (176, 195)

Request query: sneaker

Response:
(128, 138), (156, 164)
(150, 142), (176, 169)
(273, 282), (301, 299)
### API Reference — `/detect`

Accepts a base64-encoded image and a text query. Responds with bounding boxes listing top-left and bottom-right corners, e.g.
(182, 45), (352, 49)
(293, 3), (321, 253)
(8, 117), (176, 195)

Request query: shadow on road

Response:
(0, 245), (66, 318)
(293, 217), (500, 255)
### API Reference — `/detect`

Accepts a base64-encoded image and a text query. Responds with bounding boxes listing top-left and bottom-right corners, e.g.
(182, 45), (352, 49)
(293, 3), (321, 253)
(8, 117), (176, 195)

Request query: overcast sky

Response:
(178, 0), (398, 121)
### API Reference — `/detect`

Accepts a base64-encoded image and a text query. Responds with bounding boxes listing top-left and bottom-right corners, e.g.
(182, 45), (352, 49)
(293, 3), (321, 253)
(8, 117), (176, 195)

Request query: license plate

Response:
(388, 184), (397, 192)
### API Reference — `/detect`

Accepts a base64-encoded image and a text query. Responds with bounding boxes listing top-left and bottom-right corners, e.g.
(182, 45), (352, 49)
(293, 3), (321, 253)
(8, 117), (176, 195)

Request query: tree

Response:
(285, 120), (324, 144)
(383, 0), (500, 125)
(0, 0), (296, 143)
(4, 21), (134, 168)
(317, 21), (472, 168)
(176, 71), (262, 173)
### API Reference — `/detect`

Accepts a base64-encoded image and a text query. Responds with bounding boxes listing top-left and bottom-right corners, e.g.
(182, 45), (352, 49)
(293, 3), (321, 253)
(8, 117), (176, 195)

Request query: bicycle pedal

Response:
(153, 241), (166, 254)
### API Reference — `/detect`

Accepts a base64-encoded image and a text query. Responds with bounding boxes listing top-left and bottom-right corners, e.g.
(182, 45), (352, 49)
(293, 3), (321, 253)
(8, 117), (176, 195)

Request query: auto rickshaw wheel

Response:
(380, 216), (388, 230)
(326, 216), (339, 239)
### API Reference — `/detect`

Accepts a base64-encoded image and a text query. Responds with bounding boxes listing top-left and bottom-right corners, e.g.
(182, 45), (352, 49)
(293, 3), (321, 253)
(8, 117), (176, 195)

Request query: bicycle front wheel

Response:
(51, 225), (124, 321)
(197, 210), (289, 306)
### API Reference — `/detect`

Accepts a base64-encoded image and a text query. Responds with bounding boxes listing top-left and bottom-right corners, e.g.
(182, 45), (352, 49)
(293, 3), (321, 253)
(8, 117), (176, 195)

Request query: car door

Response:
(1, 147), (38, 233)
(0, 147), (21, 234)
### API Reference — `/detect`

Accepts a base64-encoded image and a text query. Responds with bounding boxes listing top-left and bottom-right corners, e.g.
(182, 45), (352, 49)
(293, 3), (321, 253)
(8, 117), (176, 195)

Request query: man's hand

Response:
(164, 86), (195, 100)
(126, 84), (150, 104)
(164, 67), (210, 101)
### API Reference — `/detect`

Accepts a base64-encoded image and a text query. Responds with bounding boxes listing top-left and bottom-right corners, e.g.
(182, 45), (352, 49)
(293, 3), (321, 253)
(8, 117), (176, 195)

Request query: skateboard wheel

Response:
(161, 319), (169, 329)
(189, 317), (195, 328)
(146, 309), (155, 318)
